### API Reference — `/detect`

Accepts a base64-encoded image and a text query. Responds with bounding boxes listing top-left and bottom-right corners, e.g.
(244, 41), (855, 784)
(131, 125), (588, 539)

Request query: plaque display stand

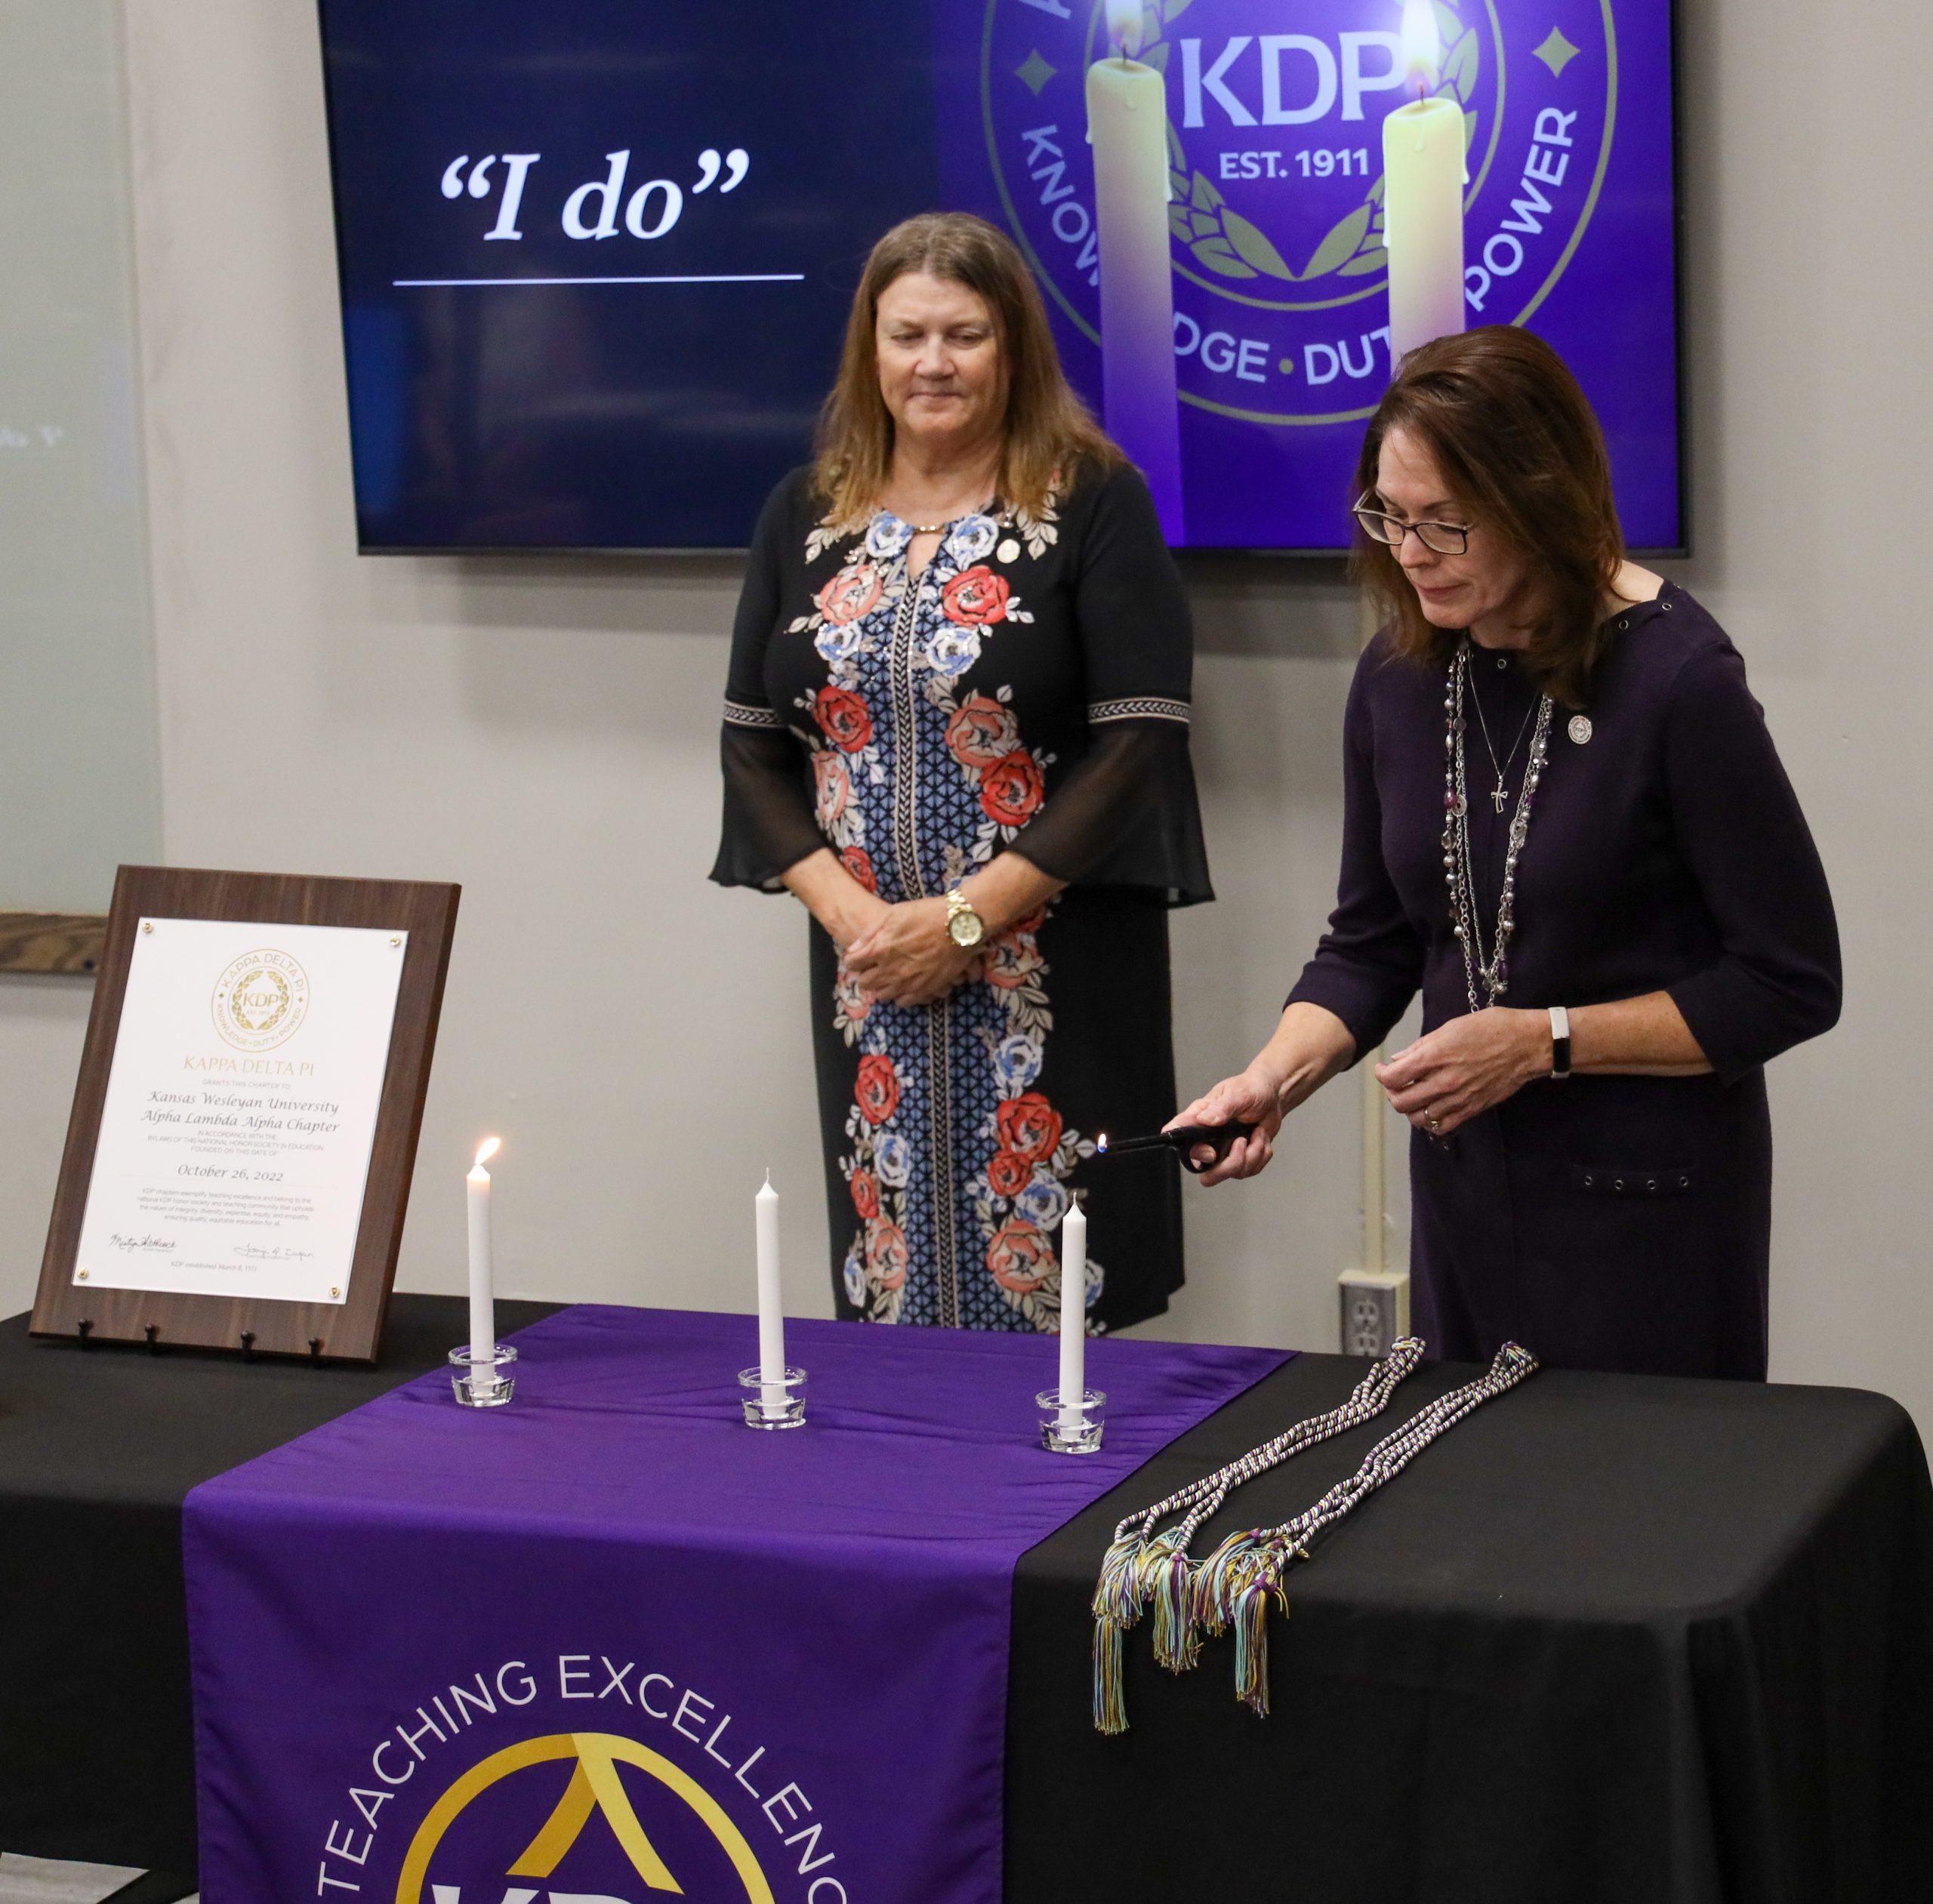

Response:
(31, 865), (458, 1363)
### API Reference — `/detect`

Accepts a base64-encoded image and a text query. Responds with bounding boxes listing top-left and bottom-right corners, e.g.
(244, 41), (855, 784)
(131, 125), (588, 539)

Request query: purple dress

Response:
(1290, 584), (1840, 1379)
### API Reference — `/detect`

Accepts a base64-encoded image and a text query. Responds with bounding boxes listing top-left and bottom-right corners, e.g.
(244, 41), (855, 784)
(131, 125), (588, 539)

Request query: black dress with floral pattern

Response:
(712, 463), (1211, 1333)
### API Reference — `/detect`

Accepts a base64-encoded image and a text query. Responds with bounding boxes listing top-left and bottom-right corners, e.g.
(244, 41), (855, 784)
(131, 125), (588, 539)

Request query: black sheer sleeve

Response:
(1008, 467), (1213, 904)
(1285, 641), (1426, 1058)
(710, 476), (825, 892)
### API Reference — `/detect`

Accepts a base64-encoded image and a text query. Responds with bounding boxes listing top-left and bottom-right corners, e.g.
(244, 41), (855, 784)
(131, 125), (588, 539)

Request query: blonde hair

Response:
(812, 212), (1124, 525)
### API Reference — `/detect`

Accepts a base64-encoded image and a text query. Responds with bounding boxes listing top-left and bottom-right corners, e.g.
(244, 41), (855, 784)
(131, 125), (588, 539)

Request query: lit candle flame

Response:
(472, 1136), (501, 1172)
(1398, 0), (1442, 94)
(1096, 1132), (1110, 1153)
(1105, 0), (1145, 60)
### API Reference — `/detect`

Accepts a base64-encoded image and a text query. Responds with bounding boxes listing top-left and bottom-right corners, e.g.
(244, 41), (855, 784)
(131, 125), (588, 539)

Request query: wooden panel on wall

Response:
(0, 912), (109, 975)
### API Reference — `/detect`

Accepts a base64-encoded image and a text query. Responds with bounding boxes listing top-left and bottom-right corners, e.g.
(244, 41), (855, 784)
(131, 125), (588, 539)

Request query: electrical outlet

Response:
(1338, 1269), (1410, 1357)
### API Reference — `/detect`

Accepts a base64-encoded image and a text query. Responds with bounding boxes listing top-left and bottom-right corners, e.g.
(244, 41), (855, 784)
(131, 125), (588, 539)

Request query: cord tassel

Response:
(1149, 1548), (1202, 1671)
(1230, 1579), (1273, 1716)
(1091, 1527), (1150, 1732)
(1092, 1527), (1147, 1628)
(1193, 1527), (1262, 1637)
(1093, 1614), (1128, 1734)
(1188, 1542), (1222, 1637)
(1132, 1526), (1182, 1602)
(1192, 1536), (1238, 1637)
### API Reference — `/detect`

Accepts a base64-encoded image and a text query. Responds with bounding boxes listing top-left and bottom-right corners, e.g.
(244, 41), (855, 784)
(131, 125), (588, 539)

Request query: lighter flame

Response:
(472, 1136), (501, 1171)
(1398, 0), (1442, 92)
(1105, 0), (1145, 59)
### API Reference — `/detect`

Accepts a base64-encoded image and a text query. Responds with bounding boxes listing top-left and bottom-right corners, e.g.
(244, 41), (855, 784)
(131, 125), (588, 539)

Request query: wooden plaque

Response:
(32, 866), (459, 1362)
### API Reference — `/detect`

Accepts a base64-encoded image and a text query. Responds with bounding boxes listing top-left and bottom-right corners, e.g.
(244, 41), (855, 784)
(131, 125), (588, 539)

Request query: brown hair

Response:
(1352, 327), (1625, 707)
(812, 212), (1124, 526)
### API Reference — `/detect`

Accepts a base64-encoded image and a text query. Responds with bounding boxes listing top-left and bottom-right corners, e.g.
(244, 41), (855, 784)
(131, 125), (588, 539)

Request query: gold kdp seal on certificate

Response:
(211, 948), (312, 1052)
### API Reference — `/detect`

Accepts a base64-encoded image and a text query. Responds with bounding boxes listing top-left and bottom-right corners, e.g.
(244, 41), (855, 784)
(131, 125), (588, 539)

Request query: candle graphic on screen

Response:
(1086, 0), (1185, 543)
(1382, 0), (1467, 367)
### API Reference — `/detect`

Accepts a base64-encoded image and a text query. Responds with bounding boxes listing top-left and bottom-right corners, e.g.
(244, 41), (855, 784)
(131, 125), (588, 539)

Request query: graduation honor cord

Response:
(1092, 1339), (1540, 1731)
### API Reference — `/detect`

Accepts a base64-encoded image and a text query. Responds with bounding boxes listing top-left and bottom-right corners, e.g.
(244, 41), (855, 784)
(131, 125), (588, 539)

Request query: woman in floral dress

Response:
(712, 214), (1210, 1333)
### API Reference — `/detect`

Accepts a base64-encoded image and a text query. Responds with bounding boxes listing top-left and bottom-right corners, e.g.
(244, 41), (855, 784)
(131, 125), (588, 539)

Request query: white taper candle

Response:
(1059, 1196), (1087, 1425)
(756, 1172), (785, 1411)
(467, 1137), (500, 1367)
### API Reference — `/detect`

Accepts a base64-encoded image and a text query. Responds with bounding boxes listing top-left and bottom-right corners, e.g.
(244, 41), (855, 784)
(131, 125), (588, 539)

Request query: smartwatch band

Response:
(1549, 1004), (1572, 1080)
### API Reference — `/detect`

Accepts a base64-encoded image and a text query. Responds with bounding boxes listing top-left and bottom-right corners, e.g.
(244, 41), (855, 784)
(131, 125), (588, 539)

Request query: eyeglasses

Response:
(1352, 491), (1473, 556)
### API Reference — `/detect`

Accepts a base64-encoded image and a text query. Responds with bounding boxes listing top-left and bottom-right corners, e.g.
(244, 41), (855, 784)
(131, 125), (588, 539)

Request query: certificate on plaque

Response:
(72, 918), (407, 1306)
(35, 867), (459, 1361)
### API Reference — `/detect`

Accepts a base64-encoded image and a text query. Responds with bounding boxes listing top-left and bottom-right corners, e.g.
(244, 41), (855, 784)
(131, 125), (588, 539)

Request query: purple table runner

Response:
(185, 1305), (1284, 1902)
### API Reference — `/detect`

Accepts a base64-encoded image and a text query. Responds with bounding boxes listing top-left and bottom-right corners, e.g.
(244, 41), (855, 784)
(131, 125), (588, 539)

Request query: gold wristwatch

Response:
(945, 887), (986, 949)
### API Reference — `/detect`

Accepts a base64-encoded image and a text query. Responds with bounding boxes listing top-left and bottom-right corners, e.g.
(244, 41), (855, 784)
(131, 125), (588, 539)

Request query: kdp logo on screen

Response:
(313, 1656), (845, 1903)
(984, 0), (1616, 424)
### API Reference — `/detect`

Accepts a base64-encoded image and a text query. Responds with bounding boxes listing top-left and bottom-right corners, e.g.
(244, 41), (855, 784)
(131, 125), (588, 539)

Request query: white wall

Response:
(2, 0), (1928, 1437)
(0, 0), (162, 914)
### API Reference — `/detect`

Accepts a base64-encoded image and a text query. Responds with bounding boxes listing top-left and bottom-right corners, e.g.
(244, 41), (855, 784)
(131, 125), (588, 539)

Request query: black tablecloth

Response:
(1008, 1354), (1933, 1904)
(4, 1303), (1928, 1899)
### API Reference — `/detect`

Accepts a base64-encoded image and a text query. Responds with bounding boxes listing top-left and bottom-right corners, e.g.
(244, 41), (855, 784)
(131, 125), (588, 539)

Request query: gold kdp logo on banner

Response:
(397, 1732), (775, 1903)
(211, 947), (311, 1052)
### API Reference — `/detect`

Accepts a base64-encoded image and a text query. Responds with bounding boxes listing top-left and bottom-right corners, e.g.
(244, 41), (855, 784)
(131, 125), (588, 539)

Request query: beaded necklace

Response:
(1444, 639), (1554, 1012)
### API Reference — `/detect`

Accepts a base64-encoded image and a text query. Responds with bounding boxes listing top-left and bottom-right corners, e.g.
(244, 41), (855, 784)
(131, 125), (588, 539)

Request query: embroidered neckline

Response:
(871, 501), (1002, 534)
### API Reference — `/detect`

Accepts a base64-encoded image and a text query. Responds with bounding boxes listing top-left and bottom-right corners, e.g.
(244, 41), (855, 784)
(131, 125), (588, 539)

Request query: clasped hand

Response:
(844, 896), (982, 1008)
(1375, 1007), (1546, 1137)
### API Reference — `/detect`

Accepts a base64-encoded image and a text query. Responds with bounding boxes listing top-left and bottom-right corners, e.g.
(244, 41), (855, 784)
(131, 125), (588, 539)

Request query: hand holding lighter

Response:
(1095, 1123), (1259, 1175)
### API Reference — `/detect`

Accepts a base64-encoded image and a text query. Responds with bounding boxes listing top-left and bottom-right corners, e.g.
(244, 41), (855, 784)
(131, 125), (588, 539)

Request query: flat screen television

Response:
(316, 0), (1683, 553)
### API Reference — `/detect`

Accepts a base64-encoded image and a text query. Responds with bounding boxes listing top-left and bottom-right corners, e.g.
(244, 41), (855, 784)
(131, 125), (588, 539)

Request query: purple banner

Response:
(186, 1305), (1284, 1903)
(940, 0), (1681, 550)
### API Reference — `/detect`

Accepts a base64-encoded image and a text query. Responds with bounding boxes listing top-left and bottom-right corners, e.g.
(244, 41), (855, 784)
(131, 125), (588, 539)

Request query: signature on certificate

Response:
(233, 1243), (316, 1263)
(108, 1233), (177, 1253)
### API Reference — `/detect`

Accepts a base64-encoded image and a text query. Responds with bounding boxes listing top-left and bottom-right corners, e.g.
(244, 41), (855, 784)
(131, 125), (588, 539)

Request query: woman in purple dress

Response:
(1177, 328), (1839, 1379)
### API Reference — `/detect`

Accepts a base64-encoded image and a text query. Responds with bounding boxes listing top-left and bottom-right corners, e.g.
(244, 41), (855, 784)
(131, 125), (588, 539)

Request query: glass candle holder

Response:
(1037, 1387), (1106, 1454)
(448, 1342), (517, 1408)
(738, 1366), (807, 1430)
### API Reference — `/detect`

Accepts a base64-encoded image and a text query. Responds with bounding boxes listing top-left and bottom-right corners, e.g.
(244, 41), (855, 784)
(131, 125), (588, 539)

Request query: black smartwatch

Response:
(1549, 1004), (1572, 1080)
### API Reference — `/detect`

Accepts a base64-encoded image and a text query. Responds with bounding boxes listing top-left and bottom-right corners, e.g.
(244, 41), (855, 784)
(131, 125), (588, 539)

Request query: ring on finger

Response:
(1425, 1111), (1441, 1134)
